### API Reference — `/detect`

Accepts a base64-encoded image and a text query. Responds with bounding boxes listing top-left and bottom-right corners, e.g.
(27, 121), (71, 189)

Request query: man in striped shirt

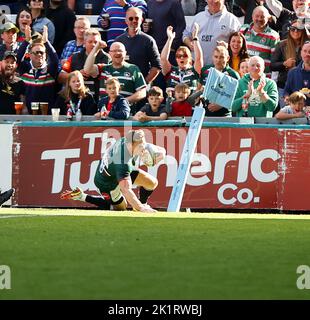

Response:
(17, 26), (59, 114)
(84, 41), (147, 114)
(97, 0), (147, 48)
(240, 6), (280, 77)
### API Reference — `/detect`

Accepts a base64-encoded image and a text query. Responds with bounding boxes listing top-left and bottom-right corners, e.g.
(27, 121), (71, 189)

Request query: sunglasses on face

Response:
(128, 16), (139, 22)
(176, 53), (188, 59)
(31, 51), (45, 56)
(289, 26), (302, 32)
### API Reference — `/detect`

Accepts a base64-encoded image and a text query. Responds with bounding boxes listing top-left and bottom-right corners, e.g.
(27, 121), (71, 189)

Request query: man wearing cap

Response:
(0, 51), (26, 115)
(0, 22), (19, 60)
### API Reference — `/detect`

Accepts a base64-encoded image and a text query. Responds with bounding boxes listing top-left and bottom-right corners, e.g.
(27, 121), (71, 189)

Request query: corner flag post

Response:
(167, 107), (205, 212)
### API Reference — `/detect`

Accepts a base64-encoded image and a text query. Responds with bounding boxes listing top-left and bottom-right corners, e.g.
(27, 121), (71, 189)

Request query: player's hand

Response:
(139, 204), (157, 213)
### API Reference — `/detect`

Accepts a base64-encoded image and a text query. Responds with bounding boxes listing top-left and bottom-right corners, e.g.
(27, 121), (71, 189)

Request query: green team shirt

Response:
(97, 62), (146, 99)
(232, 73), (278, 117)
(94, 137), (137, 192)
(166, 66), (199, 92)
(240, 23), (280, 75)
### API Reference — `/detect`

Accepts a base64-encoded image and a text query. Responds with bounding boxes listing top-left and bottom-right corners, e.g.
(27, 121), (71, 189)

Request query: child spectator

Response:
(96, 77), (130, 120)
(275, 91), (307, 120)
(133, 86), (168, 122)
(166, 83), (202, 117)
(54, 70), (97, 117)
(239, 58), (249, 78)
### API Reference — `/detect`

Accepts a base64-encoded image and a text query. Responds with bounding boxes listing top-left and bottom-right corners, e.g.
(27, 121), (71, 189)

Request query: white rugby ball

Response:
(142, 143), (157, 167)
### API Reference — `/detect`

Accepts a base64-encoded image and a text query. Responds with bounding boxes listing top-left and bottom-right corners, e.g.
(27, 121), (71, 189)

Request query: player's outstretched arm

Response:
(119, 179), (156, 213)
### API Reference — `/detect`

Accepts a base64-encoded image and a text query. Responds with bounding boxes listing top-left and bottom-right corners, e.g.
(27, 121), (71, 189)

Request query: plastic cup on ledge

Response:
(31, 102), (40, 115)
(14, 102), (23, 115)
(51, 108), (60, 121)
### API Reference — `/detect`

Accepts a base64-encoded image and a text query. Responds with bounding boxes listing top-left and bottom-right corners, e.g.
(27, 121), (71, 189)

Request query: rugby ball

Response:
(141, 143), (157, 167)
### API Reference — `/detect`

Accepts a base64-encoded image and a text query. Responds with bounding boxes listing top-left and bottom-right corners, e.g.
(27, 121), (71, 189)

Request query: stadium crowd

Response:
(0, 0), (309, 119)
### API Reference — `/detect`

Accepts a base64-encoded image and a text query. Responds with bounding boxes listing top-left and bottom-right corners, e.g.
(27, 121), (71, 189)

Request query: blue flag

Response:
(203, 67), (238, 109)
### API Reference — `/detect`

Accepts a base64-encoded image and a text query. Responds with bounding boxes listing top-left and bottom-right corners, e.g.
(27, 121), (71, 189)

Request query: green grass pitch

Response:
(1, 208), (310, 299)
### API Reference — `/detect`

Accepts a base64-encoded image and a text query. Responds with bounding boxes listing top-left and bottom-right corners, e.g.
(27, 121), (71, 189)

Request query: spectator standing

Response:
(116, 7), (161, 85)
(183, 0), (240, 66)
(144, 0), (186, 56)
(0, 22), (19, 60)
(46, 0), (76, 56)
(284, 42), (310, 106)
(67, 0), (103, 15)
(181, 0), (197, 16)
(161, 25), (203, 93)
(271, 20), (308, 107)
(200, 45), (240, 116)
(27, 0), (55, 43)
(84, 41), (147, 114)
(240, 6), (280, 77)
(97, 0), (147, 47)
(17, 25), (59, 114)
(227, 31), (249, 74)
(59, 16), (91, 66)
(235, 0), (281, 26)
(15, 6), (32, 44)
(232, 55), (278, 117)
(268, 0), (310, 39)
(0, 51), (26, 114)
(58, 28), (111, 102)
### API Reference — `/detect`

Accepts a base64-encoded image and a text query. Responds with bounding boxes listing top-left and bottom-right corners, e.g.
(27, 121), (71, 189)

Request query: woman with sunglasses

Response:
(27, 0), (55, 43)
(271, 20), (309, 108)
(160, 24), (203, 93)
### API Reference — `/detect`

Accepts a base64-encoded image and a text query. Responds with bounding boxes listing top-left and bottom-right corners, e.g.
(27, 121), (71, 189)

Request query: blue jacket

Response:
(98, 95), (130, 120)
(284, 62), (310, 105)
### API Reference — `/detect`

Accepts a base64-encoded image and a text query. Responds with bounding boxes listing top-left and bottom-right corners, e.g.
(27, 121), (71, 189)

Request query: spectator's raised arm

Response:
(160, 26), (175, 76)
(84, 40), (107, 77)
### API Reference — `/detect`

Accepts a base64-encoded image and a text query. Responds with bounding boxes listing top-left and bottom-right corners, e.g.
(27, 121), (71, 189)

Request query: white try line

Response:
(0, 214), (39, 219)
(1, 208), (310, 220)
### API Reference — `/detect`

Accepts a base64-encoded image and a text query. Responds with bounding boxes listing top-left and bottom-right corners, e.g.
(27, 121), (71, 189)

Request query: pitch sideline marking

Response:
(1, 208), (310, 220)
